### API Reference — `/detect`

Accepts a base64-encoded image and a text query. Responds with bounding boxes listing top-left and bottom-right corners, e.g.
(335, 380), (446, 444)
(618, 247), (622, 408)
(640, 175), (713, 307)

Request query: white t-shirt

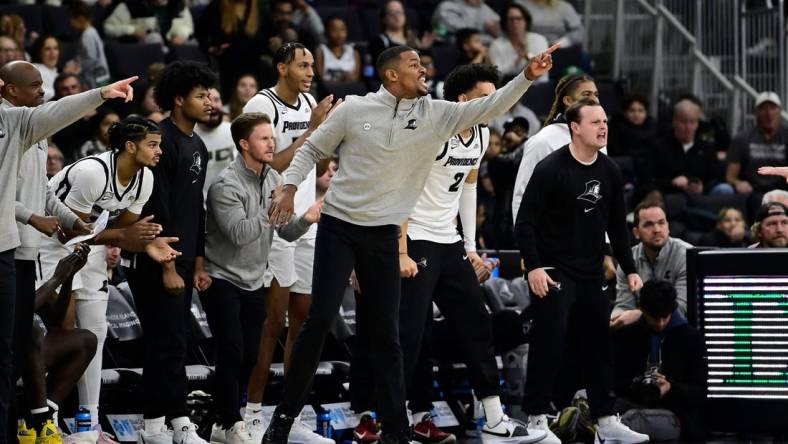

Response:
(319, 44), (357, 82)
(409, 124), (489, 244)
(244, 87), (317, 238)
(195, 121), (235, 199)
(489, 33), (550, 81)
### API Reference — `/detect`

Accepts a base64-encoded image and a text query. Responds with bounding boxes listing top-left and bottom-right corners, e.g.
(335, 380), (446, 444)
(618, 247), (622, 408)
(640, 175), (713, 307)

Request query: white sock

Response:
(88, 405), (99, 428)
(413, 411), (431, 423)
(482, 396), (504, 426)
(597, 415), (615, 426)
(171, 416), (190, 431)
(245, 403), (262, 421)
(47, 400), (59, 425)
(144, 417), (166, 433)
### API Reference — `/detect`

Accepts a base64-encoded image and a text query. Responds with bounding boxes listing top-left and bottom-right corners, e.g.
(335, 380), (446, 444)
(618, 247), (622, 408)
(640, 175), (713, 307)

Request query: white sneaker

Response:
(137, 426), (173, 444)
(526, 415), (561, 444)
(594, 415), (649, 444)
(210, 424), (226, 444)
(481, 415), (547, 444)
(174, 423), (209, 444)
(287, 419), (335, 444)
(245, 416), (267, 444)
(223, 422), (256, 444)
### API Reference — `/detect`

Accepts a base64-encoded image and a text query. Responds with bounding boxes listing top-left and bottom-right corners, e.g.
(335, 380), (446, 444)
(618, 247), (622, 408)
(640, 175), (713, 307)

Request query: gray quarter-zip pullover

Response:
(205, 155), (311, 290)
(283, 72), (533, 226)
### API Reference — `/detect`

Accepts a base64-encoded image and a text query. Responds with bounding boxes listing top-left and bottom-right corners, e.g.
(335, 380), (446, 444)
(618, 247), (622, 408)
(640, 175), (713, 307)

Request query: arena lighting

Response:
(687, 248), (788, 432)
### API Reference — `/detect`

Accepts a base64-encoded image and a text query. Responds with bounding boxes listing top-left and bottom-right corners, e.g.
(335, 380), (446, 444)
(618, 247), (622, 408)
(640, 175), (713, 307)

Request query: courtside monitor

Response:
(689, 248), (788, 432)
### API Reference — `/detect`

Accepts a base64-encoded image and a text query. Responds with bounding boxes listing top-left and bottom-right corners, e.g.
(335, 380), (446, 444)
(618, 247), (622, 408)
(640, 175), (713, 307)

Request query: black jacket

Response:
(612, 310), (706, 437)
(651, 133), (722, 193)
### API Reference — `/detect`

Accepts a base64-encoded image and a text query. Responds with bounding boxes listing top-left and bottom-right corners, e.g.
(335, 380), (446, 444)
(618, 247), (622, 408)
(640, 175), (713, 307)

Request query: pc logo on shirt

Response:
(577, 180), (602, 204)
(404, 119), (418, 130)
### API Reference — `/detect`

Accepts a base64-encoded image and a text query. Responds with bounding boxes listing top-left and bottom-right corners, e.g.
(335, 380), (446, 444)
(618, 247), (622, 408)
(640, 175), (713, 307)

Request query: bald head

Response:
(0, 61), (45, 107)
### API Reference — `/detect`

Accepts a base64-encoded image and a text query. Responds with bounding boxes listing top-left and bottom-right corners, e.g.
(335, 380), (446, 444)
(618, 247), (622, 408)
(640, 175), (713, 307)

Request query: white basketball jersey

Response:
(244, 87), (317, 238)
(408, 125), (489, 244)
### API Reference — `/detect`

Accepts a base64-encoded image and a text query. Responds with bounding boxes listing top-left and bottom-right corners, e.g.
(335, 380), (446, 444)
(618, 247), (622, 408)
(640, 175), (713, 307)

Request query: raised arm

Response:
(429, 43), (559, 141)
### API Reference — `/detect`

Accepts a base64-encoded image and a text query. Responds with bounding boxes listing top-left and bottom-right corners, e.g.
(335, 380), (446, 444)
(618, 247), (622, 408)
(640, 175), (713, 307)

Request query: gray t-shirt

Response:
(728, 125), (788, 191)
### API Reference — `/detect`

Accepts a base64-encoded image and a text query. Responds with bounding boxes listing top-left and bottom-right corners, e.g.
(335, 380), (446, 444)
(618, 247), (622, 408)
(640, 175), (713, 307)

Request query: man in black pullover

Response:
(124, 61), (217, 444)
(515, 98), (648, 444)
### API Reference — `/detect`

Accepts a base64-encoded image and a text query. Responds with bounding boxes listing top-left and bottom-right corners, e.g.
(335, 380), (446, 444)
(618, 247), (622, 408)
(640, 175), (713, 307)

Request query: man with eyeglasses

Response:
(0, 36), (21, 67)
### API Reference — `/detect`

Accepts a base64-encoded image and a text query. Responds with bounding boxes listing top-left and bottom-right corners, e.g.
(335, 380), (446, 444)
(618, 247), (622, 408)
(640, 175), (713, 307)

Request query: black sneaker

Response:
(262, 411), (294, 444)
(379, 431), (412, 444)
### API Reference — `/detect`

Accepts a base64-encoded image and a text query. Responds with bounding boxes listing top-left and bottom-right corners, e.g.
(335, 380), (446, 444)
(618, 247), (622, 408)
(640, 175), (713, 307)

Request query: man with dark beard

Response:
(749, 202), (788, 248)
(195, 87), (234, 199)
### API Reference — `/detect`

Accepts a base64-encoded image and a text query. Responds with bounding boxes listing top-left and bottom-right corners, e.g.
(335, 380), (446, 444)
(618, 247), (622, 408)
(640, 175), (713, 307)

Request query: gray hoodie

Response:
(0, 89), (105, 253)
(284, 72), (533, 226)
(205, 155), (311, 291)
(3, 99), (80, 261)
(614, 236), (692, 315)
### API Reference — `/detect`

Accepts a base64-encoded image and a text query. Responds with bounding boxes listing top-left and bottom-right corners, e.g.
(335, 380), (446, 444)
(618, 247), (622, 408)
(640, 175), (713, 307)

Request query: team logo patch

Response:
(362, 122), (371, 131)
(416, 257), (428, 268)
(404, 119), (418, 130)
(190, 152), (203, 183)
(449, 138), (459, 149)
(577, 180), (603, 204)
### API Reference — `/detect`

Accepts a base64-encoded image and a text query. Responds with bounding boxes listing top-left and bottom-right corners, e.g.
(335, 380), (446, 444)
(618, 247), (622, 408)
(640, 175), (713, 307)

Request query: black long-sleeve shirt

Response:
(514, 145), (636, 280)
(140, 117), (208, 263)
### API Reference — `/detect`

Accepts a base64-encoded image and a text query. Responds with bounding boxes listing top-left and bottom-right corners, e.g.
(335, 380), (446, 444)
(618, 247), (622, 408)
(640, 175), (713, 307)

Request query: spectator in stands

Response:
(51, 74), (93, 162)
(30, 35), (64, 102)
(698, 207), (750, 248)
(139, 85), (166, 122)
(611, 201), (691, 329)
(607, 93), (656, 157)
(225, 74), (258, 120)
(611, 279), (705, 441)
(270, 0), (325, 49)
(202, 112), (321, 444)
(489, 102), (541, 138)
(432, 0), (500, 44)
(104, 0), (194, 46)
(516, 0), (584, 48)
(749, 202), (788, 248)
(0, 35), (22, 67)
(196, 0), (267, 99)
(69, 1), (111, 89)
(368, 0), (434, 77)
(23, 244), (96, 442)
(489, 3), (549, 81)
(419, 51), (443, 99)
(315, 17), (361, 84)
(652, 99), (729, 195)
(46, 145), (64, 178)
(77, 107), (120, 158)
(485, 119), (528, 249)
(727, 92), (788, 196)
(124, 61), (216, 444)
(676, 93), (731, 158)
(195, 87), (235, 198)
(763, 188), (788, 206)
(106, 245), (126, 286)
(455, 28), (489, 65)
(0, 14), (30, 60)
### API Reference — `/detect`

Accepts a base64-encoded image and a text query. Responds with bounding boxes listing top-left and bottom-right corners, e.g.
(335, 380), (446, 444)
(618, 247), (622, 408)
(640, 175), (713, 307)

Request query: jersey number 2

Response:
(449, 173), (465, 192)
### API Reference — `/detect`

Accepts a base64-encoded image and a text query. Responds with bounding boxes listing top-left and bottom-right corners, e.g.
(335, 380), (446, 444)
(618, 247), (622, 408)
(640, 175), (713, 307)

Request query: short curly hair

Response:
(442, 63), (500, 103)
(154, 60), (217, 112)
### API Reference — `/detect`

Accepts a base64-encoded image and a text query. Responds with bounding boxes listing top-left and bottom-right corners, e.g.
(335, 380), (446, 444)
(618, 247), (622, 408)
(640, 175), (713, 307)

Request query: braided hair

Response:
(108, 116), (161, 153)
(543, 73), (595, 127)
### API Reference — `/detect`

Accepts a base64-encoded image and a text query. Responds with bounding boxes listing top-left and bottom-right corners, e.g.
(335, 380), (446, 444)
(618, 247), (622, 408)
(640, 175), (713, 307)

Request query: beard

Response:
(203, 109), (224, 128)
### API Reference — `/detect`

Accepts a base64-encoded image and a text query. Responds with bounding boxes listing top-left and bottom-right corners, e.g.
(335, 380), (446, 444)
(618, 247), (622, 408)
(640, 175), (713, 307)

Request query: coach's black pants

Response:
(0, 250), (16, 444)
(400, 239), (499, 413)
(522, 268), (615, 419)
(126, 257), (194, 420)
(277, 215), (408, 434)
(201, 278), (265, 428)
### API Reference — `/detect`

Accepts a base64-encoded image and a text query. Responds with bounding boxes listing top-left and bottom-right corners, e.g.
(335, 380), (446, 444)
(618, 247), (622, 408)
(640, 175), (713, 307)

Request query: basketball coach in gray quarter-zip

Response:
(261, 44), (558, 444)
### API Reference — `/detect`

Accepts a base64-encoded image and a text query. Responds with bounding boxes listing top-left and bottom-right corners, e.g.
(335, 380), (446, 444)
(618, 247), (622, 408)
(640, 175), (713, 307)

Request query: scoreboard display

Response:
(689, 249), (788, 432)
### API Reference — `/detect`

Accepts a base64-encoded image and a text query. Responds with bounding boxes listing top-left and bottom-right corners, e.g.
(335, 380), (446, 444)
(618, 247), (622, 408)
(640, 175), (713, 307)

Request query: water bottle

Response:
(363, 54), (374, 79)
(75, 407), (91, 432)
(485, 257), (500, 278)
(317, 412), (333, 439)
